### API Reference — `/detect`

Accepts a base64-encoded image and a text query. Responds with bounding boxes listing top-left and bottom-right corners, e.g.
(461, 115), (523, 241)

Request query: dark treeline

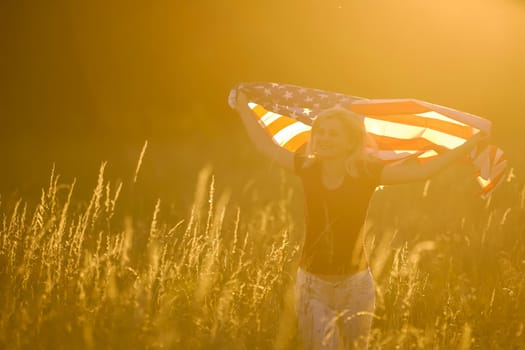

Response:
(1, 0), (525, 209)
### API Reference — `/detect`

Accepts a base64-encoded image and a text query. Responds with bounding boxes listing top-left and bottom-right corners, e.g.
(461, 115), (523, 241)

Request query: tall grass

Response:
(0, 157), (524, 349)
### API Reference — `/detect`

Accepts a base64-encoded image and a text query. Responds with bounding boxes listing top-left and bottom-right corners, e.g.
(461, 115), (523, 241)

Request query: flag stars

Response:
(303, 108), (312, 116)
(284, 91), (293, 99)
(305, 96), (314, 103)
(264, 88), (272, 96)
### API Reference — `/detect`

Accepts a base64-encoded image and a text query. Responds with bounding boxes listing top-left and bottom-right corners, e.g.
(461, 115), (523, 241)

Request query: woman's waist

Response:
(299, 244), (368, 275)
(298, 258), (368, 278)
(296, 265), (373, 291)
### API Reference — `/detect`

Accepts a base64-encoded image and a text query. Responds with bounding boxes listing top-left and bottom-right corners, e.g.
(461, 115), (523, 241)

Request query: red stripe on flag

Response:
(365, 114), (473, 140)
(266, 117), (296, 136)
(371, 135), (449, 154)
(283, 131), (311, 152)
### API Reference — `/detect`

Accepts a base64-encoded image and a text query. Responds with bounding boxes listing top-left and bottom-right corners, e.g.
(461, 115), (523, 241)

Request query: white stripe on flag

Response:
(365, 116), (469, 148)
(364, 118), (425, 139)
(415, 111), (467, 126)
(259, 111), (282, 126)
(420, 128), (466, 149)
(417, 150), (439, 158)
(418, 100), (492, 132)
(273, 122), (311, 146)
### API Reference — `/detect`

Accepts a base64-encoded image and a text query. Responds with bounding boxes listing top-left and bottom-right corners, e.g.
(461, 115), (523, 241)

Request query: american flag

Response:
(229, 82), (507, 197)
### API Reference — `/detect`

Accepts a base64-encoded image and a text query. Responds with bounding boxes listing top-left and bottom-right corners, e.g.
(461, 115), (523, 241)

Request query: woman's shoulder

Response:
(294, 151), (318, 176)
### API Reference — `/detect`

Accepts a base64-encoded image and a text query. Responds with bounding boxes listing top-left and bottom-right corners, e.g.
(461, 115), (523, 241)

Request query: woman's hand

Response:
(235, 91), (248, 111)
(380, 129), (491, 185)
(231, 88), (295, 171)
(228, 88), (249, 110)
(228, 89), (238, 109)
(468, 130), (490, 152)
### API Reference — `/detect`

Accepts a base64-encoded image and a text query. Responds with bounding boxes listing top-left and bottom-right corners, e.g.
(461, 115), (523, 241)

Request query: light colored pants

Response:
(294, 268), (376, 350)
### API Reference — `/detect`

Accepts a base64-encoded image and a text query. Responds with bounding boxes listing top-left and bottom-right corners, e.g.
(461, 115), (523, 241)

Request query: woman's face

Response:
(312, 117), (354, 159)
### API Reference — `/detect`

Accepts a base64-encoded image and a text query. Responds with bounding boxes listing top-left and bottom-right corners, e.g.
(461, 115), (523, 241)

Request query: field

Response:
(0, 150), (524, 350)
(3, 0), (525, 348)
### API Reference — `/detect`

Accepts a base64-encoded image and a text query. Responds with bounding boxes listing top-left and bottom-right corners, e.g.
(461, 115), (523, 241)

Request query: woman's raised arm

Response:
(379, 131), (489, 185)
(233, 91), (294, 172)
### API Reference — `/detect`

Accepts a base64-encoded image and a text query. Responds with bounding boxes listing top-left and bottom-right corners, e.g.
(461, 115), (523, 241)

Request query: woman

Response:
(233, 90), (487, 349)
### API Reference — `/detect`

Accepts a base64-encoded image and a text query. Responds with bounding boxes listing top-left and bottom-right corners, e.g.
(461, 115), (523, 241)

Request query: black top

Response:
(294, 152), (384, 275)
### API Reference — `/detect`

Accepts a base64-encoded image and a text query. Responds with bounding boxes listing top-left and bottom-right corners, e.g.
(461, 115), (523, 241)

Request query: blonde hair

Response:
(303, 108), (378, 176)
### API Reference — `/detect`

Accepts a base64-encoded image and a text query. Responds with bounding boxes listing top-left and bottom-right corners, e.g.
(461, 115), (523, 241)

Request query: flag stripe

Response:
(364, 117), (467, 148)
(283, 131), (311, 152)
(363, 118), (425, 139)
(252, 104), (267, 119)
(273, 122), (311, 146)
(259, 111), (282, 126)
(416, 111), (468, 126)
(365, 113), (473, 139)
(266, 116), (297, 135)
(371, 135), (449, 153)
(421, 128), (466, 149)
(234, 82), (506, 198)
